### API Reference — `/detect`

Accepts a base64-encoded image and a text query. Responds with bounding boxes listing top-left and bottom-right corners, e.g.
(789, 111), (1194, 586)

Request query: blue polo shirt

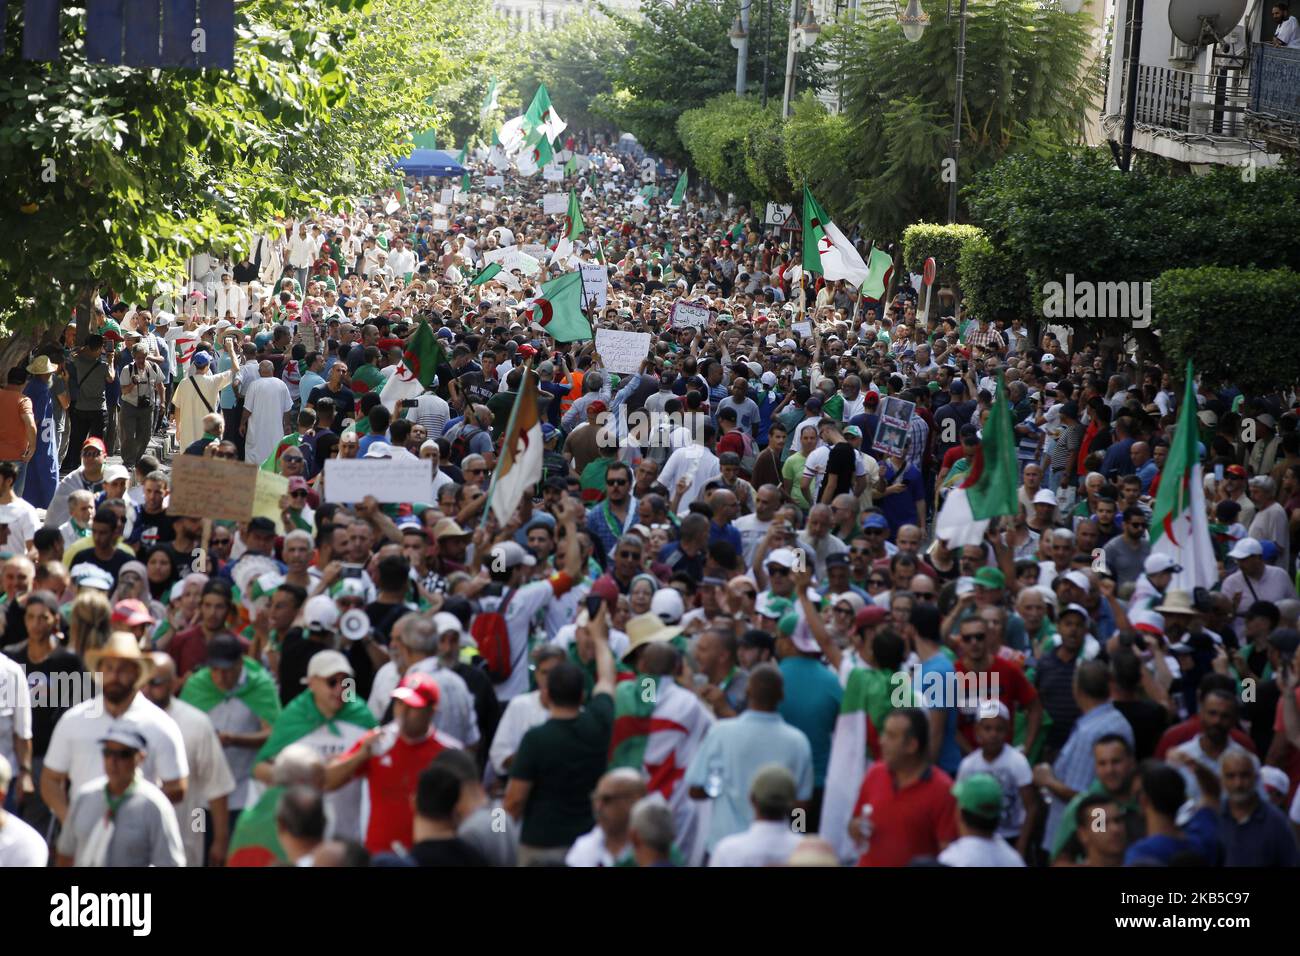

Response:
(778, 656), (843, 788)
(1125, 806), (1220, 866)
(684, 709), (814, 852)
(708, 519), (743, 555)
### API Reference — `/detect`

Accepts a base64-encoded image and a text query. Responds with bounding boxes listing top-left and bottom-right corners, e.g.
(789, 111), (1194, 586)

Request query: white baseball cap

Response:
(650, 587), (685, 624)
(1228, 537), (1263, 560)
(1032, 489), (1058, 506)
(1062, 570), (1092, 593)
(302, 594), (339, 633)
(303, 650), (354, 683)
(1143, 553), (1182, 576)
(765, 548), (798, 570)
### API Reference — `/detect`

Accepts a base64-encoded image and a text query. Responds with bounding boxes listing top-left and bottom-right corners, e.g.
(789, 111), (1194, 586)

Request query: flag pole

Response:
(477, 359), (538, 533)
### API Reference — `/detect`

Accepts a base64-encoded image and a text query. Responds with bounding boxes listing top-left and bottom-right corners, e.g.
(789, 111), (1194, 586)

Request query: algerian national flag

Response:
(564, 188), (584, 241)
(523, 83), (566, 143)
(728, 221), (744, 243)
(933, 374), (1020, 547)
(228, 785), (289, 867)
(479, 78), (499, 124)
(801, 185), (870, 286)
(515, 129), (554, 177)
(668, 171), (687, 208)
(1149, 361), (1217, 590)
(859, 247), (894, 300)
(608, 676), (713, 856)
(528, 271), (591, 342)
(470, 262), (502, 286)
(497, 115), (528, 155)
(180, 657), (281, 724)
(488, 144), (511, 170)
(260, 433), (302, 473)
(488, 368), (544, 526)
(564, 155), (577, 177)
(379, 320), (445, 411)
(257, 690), (376, 765)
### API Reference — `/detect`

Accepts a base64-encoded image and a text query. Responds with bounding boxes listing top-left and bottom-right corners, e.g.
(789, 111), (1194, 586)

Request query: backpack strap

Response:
(189, 375), (214, 414)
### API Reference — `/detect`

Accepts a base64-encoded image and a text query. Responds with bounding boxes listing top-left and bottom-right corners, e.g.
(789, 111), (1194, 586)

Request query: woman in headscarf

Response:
(143, 546), (180, 603)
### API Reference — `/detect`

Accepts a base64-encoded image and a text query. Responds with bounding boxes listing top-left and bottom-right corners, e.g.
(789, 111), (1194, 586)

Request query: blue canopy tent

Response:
(393, 149), (467, 178)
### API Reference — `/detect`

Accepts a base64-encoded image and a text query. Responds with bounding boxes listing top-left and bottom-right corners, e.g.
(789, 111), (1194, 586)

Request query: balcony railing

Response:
(1133, 64), (1251, 138)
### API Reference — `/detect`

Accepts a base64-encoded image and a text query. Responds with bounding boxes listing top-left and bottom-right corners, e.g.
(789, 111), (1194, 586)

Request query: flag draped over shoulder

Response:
(934, 374), (1020, 547)
(256, 690), (377, 764)
(180, 657), (281, 724)
(801, 185), (870, 286)
(528, 271), (591, 342)
(488, 368), (544, 526)
(260, 433), (302, 473)
(1149, 361), (1217, 590)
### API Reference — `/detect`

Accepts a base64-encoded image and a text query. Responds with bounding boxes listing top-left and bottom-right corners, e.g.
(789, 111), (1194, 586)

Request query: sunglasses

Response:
(913, 592), (936, 601)
(617, 551), (642, 560)
(868, 578), (889, 587)
(606, 478), (629, 487)
(961, 632), (988, 642)
(849, 547), (871, 556)
(281, 455), (304, 463)
(834, 606), (854, 616)
(102, 747), (136, 760)
(467, 467), (487, 475)
(863, 528), (885, 535)
(325, 674), (349, 688)
(766, 566), (791, 576)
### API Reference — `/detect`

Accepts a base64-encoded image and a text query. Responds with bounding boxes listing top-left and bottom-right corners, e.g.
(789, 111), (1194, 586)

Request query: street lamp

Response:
(781, 3), (821, 118)
(729, 15), (747, 49)
(732, 3), (752, 96)
(898, 0), (930, 42)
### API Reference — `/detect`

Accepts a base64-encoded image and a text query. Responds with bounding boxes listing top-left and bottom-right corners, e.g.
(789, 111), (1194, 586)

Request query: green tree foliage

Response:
(603, 0), (822, 162)
(902, 223), (983, 288)
(508, 17), (628, 140)
(1154, 268), (1300, 393)
(677, 94), (790, 201)
(966, 149), (1300, 343)
(959, 233), (1032, 322)
(787, 2), (1097, 239)
(0, 0), (496, 367)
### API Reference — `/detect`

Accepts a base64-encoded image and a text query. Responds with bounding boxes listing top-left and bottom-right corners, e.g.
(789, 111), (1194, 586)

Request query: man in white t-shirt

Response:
(937, 773), (1026, 867)
(0, 755), (46, 866)
(0, 462), (41, 553)
(565, 768), (646, 866)
(954, 705), (1035, 853)
(1271, 2), (1300, 47)
(734, 484), (781, 567)
(41, 633), (189, 826)
(709, 765), (804, 867)
(0, 651), (33, 806)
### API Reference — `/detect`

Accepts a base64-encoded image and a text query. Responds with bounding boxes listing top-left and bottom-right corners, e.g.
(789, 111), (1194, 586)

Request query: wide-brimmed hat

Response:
(1153, 589), (1198, 616)
(85, 631), (156, 688)
(622, 612), (683, 661)
(26, 355), (56, 375)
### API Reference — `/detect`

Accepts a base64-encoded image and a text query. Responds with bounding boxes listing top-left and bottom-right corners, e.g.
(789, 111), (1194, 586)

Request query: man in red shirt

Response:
(850, 708), (959, 866)
(325, 671), (460, 855)
(1154, 673), (1257, 758)
(171, 580), (248, 679)
(954, 614), (1042, 757)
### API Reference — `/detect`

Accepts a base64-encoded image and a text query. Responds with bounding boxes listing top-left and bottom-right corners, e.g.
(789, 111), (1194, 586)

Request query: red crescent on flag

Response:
(818, 235), (833, 256)
(534, 299), (554, 326)
(1162, 513), (1179, 546)
(563, 214), (573, 235)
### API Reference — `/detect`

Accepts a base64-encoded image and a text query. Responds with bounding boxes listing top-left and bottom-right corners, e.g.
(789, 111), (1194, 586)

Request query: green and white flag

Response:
(801, 185), (870, 286)
(933, 374), (1020, 547)
(523, 83), (566, 143)
(457, 146), (470, 193)
(479, 77), (499, 124)
(528, 271), (592, 342)
(667, 171), (687, 208)
(1149, 362), (1217, 590)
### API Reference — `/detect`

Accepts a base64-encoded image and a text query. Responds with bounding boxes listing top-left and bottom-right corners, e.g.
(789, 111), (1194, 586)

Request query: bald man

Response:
(564, 768), (649, 867)
(241, 360), (293, 465)
(142, 653), (236, 867)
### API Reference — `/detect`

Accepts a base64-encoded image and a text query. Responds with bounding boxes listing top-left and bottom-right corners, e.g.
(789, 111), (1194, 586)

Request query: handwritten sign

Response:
(168, 456), (258, 522)
(543, 164), (564, 182)
(521, 243), (548, 259)
(501, 249), (542, 276)
(480, 198), (496, 213)
(432, 219), (449, 231)
(670, 302), (710, 330)
(439, 188), (454, 205)
(595, 329), (651, 374)
(581, 264), (608, 310)
(251, 471), (290, 524)
(481, 245), (515, 266)
(872, 396), (916, 458)
(484, 175), (504, 188)
(432, 202), (448, 215)
(543, 192), (568, 215)
(793, 321), (812, 339)
(324, 458), (437, 505)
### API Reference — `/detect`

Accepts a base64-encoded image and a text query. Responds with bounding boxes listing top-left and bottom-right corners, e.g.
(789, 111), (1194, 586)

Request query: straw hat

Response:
(621, 612), (684, 661)
(85, 631), (156, 688)
(26, 355), (56, 375)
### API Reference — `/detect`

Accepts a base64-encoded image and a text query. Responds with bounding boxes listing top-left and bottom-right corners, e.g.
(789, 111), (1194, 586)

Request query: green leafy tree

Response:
(902, 223), (983, 288)
(788, 2), (1098, 239)
(603, 0), (822, 162)
(966, 149), (1300, 347)
(677, 94), (790, 201)
(1154, 268), (1300, 394)
(958, 233), (1032, 323)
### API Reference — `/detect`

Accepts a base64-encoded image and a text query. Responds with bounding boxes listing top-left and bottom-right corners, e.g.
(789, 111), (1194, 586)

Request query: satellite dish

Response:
(1168, 0), (1247, 45)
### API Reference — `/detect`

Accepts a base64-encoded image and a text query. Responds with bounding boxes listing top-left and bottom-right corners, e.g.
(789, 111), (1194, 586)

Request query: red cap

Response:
(112, 599), (156, 628)
(82, 437), (107, 455)
(517, 344), (538, 359)
(588, 400), (608, 414)
(391, 672), (440, 709)
(855, 605), (888, 631)
(1226, 464), (1247, 478)
(864, 390), (880, 404)
(589, 576), (620, 608)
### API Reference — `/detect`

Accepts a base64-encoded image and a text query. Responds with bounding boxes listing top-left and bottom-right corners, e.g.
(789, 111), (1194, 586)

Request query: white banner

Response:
(793, 321), (813, 339)
(670, 302), (710, 329)
(324, 458), (436, 504)
(581, 264), (608, 311)
(432, 203), (448, 215)
(594, 329), (651, 374)
(543, 165), (564, 182)
(543, 192), (568, 215)
(480, 198), (496, 213)
(521, 243), (548, 259)
(432, 218), (449, 231)
(481, 245), (515, 266)
(439, 188), (454, 205)
(501, 249), (542, 276)
(484, 175), (504, 188)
